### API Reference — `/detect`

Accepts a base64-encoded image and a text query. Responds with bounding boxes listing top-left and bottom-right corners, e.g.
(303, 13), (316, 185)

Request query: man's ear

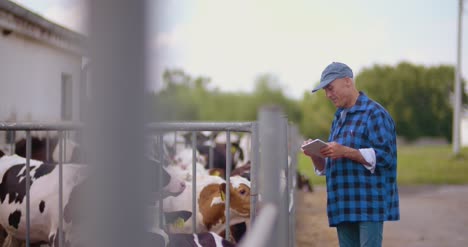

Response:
(344, 77), (351, 86)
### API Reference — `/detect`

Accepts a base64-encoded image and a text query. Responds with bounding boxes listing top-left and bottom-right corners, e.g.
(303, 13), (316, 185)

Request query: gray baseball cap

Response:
(312, 62), (353, 93)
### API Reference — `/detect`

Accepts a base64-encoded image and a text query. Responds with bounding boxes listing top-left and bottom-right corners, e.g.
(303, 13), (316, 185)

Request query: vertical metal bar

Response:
(64, 131), (67, 163)
(259, 106), (283, 247)
(46, 131), (50, 162)
(85, 0), (147, 245)
(192, 131), (197, 233)
(288, 125), (294, 247)
(225, 131), (231, 240)
(158, 134), (164, 228)
(174, 131), (177, 154)
(250, 123), (259, 223)
(58, 131), (64, 247)
(453, 0), (463, 155)
(278, 117), (289, 247)
(238, 204), (278, 247)
(209, 133), (214, 169)
(289, 125), (299, 247)
(9, 131), (15, 155)
(25, 131), (31, 247)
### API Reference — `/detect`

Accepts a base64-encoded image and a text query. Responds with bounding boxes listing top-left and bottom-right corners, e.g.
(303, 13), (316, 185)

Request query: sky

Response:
(10, 0), (468, 99)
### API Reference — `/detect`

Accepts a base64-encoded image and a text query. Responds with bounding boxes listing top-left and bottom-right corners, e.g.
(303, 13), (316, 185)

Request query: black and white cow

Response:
(0, 150), (87, 246)
(0, 150), (188, 247)
(14, 136), (82, 164)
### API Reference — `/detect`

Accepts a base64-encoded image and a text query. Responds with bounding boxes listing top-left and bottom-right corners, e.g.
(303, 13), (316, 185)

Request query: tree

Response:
(299, 90), (335, 140)
(356, 62), (467, 141)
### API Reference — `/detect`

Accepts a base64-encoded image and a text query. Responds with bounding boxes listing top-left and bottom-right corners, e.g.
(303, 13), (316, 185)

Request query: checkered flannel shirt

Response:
(325, 92), (399, 227)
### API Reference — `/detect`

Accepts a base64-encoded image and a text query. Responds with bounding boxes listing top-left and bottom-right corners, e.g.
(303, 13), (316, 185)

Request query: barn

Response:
(0, 0), (86, 146)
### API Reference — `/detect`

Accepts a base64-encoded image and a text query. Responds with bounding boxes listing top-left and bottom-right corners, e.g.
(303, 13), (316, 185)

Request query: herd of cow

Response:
(0, 130), (312, 247)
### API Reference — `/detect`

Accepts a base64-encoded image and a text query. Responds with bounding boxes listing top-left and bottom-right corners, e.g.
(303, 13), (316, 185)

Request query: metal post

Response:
(174, 131), (177, 153)
(209, 133), (214, 169)
(250, 123), (259, 223)
(278, 116), (289, 247)
(259, 105), (283, 247)
(288, 125), (300, 247)
(192, 131), (197, 233)
(158, 134), (164, 228)
(25, 131), (31, 247)
(9, 130), (15, 155)
(225, 131), (231, 240)
(58, 131), (64, 247)
(64, 131), (67, 163)
(453, 0), (464, 155)
(46, 131), (50, 162)
(84, 0), (147, 245)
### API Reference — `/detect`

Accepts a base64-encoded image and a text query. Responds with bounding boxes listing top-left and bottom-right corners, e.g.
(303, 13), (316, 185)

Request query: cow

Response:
(14, 136), (81, 164)
(0, 151), (187, 247)
(147, 209), (235, 247)
(0, 151), (87, 247)
(166, 232), (235, 247)
(163, 175), (251, 242)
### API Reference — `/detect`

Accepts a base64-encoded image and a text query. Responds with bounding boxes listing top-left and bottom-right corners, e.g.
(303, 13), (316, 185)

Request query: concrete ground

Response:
(295, 185), (468, 247)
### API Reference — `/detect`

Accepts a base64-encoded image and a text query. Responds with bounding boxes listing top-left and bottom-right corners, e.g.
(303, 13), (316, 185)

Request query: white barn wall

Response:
(0, 31), (82, 122)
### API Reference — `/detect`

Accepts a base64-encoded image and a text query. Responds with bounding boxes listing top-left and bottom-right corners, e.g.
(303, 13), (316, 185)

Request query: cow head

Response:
(220, 176), (251, 217)
(147, 159), (186, 200)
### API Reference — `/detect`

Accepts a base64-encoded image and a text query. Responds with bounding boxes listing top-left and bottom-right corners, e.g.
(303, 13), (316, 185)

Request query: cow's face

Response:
(148, 159), (185, 199)
(160, 167), (186, 198)
(221, 176), (251, 217)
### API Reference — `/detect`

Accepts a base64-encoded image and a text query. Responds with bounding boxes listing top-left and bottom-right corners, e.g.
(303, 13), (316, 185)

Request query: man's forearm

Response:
(343, 146), (370, 166)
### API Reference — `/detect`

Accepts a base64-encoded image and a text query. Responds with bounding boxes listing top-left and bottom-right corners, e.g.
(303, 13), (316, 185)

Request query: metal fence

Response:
(0, 122), (81, 247)
(0, 112), (300, 247)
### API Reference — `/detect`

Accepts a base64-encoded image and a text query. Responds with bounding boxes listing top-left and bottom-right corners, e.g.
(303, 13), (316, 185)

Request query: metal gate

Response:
(0, 107), (300, 247)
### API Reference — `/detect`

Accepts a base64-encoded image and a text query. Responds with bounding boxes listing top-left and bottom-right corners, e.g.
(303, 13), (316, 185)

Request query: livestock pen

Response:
(0, 108), (302, 247)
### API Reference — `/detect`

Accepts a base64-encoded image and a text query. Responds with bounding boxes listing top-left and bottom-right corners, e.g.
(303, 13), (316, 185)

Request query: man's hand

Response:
(301, 139), (321, 158)
(301, 139), (326, 172)
(320, 141), (349, 159)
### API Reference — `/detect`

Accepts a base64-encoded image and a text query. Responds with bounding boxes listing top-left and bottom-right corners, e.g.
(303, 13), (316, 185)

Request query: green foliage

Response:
(151, 63), (466, 143)
(151, 70), (301, 123)
(299, 90), (335, 140)
(356, 62), (468, 141)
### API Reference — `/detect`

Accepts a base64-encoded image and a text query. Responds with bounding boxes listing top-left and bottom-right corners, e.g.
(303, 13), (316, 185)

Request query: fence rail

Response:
(0, 116), (299, 247)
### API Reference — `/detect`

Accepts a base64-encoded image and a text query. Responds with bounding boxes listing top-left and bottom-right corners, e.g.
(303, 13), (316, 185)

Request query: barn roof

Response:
(0, 0), (86, 55)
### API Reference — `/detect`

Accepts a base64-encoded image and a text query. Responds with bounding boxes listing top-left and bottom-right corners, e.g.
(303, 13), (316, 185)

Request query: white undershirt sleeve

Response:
(359, 148), (376, 174)
(314, 148), (376, 176)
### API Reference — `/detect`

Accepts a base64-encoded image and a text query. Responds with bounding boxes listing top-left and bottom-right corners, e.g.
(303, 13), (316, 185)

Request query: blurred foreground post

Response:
(82, 0), (149, 246)
(255, 105), (288, 247)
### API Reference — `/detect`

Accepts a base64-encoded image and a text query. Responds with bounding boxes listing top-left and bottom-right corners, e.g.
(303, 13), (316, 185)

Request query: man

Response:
(302, 62), (399, 247)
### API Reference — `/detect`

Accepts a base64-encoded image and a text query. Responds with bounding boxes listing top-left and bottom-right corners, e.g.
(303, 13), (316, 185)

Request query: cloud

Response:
(10, 0), (87, 33)
(43, 0), (87, 33)
(153, 0), (393, 98)
(151, 0), (468, 99)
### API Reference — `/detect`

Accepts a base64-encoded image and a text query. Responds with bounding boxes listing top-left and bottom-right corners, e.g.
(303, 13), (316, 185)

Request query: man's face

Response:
(323, 78), (350, 108)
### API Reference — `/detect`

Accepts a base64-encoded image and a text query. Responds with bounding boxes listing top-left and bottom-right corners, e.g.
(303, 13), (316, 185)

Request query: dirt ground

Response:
(295, 185), (468, 247)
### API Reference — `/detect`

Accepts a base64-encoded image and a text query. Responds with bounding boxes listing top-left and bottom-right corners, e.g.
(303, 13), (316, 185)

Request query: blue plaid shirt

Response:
(325, 92), (399, 227)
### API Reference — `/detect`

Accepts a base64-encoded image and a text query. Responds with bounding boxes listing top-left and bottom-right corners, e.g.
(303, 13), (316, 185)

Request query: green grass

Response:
(297, 145), (468, 186)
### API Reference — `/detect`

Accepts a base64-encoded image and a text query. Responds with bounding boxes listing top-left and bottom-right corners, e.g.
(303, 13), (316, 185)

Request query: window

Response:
(61, 73), (73, 121)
